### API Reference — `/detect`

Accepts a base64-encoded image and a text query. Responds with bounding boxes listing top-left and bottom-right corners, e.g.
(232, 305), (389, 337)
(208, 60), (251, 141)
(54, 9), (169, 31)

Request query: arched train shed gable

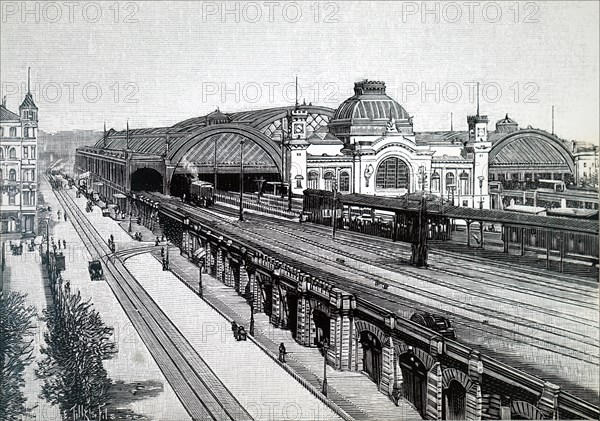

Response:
(168, 123), (283, 175)
(489, 130), (575, 173)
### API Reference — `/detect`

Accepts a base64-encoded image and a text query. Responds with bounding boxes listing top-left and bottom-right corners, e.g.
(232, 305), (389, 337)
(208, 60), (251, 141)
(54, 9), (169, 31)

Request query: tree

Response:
(0, 291), (37, 421)
(37, 285), (116, 418)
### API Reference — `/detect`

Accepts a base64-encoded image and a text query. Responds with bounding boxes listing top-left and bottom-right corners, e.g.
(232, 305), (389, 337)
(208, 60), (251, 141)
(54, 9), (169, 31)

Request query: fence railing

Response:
(215, 190), (301, 219)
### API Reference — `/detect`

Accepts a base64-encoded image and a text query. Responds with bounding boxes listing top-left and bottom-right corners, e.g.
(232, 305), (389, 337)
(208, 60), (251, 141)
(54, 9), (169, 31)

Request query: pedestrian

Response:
(161, 246), (165, 257)
(110, 234), (114, 243)
(64, 213), (67, 221)
(231, 321), (238, 340)
(63, 239), (66, 249)
(237, 326), (247, 341)
(161, 234), (165, 242)
(279, 343), (287, 363)
(155, 237), (160, 246)
(58, 240), (61, 250)
(57, 210), (61, 219)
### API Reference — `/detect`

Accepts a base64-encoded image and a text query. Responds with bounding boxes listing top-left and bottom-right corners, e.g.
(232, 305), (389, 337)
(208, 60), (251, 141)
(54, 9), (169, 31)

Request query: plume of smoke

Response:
(180, 157), (199, 180)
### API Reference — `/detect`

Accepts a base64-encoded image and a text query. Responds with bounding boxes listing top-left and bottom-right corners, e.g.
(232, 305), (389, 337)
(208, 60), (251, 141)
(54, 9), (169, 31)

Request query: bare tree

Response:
(0, 291), (37, 421)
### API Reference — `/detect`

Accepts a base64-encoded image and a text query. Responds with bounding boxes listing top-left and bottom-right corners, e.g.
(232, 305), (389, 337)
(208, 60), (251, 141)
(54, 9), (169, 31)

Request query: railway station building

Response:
(75, 79), (596, 210)
(0, 73), (38, 237)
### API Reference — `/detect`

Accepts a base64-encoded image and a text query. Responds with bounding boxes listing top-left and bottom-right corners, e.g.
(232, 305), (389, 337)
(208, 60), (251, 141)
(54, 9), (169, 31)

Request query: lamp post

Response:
(249, 298), (255, 336)
(239, 139), (245, 222)
(478, 176), (485, 209)
(331, 179), (337, 239)
(163, 240), (169, 271)
(198, 260), (203, 297)
(321, 337), (329, 397)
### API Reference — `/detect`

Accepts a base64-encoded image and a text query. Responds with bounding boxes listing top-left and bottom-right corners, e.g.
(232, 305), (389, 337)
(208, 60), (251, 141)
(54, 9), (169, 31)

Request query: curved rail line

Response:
(53, 185), (253, 421)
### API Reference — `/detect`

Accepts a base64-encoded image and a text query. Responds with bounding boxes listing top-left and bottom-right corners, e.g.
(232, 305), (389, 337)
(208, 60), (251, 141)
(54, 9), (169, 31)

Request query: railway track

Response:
(52, 185), (253, 421)
(167, 200), (597, 358)
(143, 194), (599, 401)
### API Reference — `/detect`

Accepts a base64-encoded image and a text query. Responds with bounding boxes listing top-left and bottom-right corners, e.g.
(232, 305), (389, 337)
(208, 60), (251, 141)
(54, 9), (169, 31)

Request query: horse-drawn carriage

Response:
(88, 260), (104, 281)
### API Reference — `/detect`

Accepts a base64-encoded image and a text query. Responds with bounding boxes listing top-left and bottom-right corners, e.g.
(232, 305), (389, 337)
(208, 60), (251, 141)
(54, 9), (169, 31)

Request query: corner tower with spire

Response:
(0, 67), (39, 236)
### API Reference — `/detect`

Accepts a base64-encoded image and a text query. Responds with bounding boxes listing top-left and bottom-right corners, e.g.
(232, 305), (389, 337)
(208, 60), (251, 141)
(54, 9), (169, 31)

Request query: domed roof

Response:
(495, 113), (518, 133)
(332, 80), (410, 122)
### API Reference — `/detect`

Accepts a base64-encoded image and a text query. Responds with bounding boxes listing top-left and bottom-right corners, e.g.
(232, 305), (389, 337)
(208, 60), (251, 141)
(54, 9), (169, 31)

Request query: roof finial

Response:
(450, 112), (453, 131)
(1, 95), (6, 108)
(126, 119), (130, 149)
(103, 122), (107, 147)
(551, 105), (555, 135)
(476, 82), (480, 116)
(28, 67), (31, 94)
(295, 75), (298, 108)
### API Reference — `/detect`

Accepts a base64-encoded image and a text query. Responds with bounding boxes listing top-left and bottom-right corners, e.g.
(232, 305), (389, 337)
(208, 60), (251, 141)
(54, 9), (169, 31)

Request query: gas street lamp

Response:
(239, 139), (245, 222)
(478, 175), (485, 209)
(321, 338), (329, 396)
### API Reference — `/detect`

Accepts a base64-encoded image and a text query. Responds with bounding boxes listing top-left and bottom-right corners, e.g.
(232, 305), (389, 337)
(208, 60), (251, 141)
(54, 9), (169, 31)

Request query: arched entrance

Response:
(398, 352), (428, 417)
(443, 379), (467, 420)
(312, 309), (330, 346)
(131, 168), (163, 192)
(360, 331), (382, 386)
(375, 157), (410, 190)
(286, 293), (298, 338)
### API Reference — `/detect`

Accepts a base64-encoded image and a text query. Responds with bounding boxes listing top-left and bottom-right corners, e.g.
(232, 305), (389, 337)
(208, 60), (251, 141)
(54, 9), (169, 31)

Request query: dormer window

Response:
(9, 127), (16, 137)
(24, 127), (29, 138)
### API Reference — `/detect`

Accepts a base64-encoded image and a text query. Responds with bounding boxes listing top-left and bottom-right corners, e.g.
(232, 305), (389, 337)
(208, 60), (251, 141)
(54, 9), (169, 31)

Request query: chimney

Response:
(1, 95), (6, 107)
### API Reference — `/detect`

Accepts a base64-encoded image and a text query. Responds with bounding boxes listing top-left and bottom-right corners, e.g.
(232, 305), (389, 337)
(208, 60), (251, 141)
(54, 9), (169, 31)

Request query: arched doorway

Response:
(360, 331), (382, 386)
(286, 293), (298, 338)
(131, 168), (163, 192)
(312, 309), (330, 346)
(443, 379), (467, 420)
(375, 157), (410, 190)
(398, 352), (428, 418)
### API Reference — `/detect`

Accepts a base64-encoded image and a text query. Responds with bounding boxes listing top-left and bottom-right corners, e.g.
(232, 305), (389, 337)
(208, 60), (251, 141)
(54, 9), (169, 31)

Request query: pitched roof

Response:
(0, 105), (20, 122)
(20, 92), (37, 109)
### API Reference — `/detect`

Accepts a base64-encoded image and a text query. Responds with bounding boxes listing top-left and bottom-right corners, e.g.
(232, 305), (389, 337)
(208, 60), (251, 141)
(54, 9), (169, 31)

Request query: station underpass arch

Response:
(131, 168), (163, 192)
(312, 309), (330, 346)
(398, 351), (429, 418)
(443, 379), (467, 420)
(285, 292), (298, 338)
(360, 330), (383, 387)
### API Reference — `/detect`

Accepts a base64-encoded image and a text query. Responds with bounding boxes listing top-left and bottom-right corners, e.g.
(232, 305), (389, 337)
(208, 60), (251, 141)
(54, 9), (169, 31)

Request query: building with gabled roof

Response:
(0, 68), (38, 237)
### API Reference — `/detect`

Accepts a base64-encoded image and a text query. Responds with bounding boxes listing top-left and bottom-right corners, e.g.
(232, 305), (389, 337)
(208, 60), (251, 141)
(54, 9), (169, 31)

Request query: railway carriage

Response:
(190, 181), (214, 207)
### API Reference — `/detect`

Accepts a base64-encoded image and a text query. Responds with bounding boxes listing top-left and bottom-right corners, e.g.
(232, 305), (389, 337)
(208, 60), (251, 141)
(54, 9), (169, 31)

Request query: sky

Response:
(1, 1), (598, 143)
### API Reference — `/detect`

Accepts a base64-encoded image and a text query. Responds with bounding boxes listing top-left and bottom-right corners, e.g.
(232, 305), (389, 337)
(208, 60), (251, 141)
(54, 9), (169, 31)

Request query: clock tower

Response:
(287, 107), (310, 195)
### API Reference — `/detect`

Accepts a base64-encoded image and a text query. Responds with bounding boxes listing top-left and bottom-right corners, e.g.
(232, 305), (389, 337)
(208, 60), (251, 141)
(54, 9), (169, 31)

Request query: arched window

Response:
(431, 171), (440, 192)
(307, 171), (319, 189)
(9, 169), (16, 181)
(295, 174), (304, 189)
(339, 171), (350, 192)
(0, 147), (4, 159)
(376, 157), (409, 189)
(459, 171), (469, 195)
(9, 127), (16, 137)
(323, 171), (335, 191)
(445, 172), (455, 190)
(9, 148), (16, 159)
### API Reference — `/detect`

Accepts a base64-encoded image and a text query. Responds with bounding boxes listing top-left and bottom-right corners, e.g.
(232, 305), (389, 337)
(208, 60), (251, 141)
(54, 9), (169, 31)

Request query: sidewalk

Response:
(39, 180), (191, 421)
(153, 246), (422, 421)
(65, 186), (346, 421)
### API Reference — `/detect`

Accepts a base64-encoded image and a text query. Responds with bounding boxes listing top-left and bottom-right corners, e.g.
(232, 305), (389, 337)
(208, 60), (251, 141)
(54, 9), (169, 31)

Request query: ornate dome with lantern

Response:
(328, 80), (413, 138)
